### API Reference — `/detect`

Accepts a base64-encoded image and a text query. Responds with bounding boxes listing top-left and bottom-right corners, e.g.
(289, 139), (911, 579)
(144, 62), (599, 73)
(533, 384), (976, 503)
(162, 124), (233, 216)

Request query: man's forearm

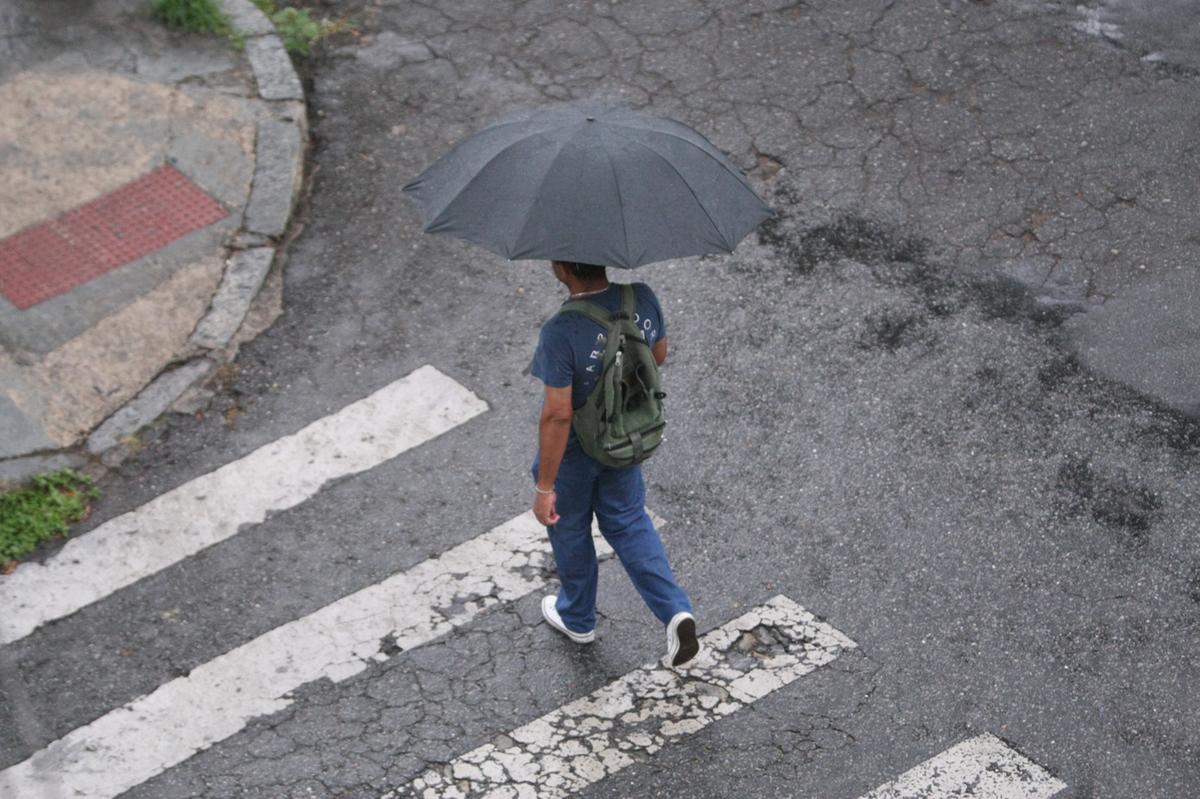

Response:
(536, 415), (572, 489)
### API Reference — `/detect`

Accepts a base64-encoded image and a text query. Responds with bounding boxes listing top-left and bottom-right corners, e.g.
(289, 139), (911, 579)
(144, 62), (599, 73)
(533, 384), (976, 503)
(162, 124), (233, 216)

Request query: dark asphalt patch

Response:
(1140, 410), (1200, 456)
(1187, 564), (1200, 605)
(1054, 455), (1161, 552)
(796, 216), (927, 274)
(755, 207), (926, 276)
(749, 186), (1200, 481)
(1037, 353), (1082, 391)
(753, 183), (1077, 332)
(857, 308), (929, 353)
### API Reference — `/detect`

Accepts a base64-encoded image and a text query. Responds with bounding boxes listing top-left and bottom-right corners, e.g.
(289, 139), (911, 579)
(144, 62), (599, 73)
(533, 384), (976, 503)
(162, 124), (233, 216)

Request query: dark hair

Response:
(562, 261), (607, 281)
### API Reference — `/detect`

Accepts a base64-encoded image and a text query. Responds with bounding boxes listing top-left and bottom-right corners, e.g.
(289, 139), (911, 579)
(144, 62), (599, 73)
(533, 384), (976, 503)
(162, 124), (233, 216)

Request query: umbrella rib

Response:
(423, 137), (551, 236)
(508, 137), (573, 258)
(602, 144), (633, 268)
(600, 121), (762, 195)
(628, 140), (732, 252)
(404, 121), (540, 193)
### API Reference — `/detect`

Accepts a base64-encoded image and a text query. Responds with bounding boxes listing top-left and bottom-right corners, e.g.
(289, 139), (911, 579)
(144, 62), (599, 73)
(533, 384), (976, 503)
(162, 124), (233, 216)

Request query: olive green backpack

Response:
(557, 284), (667, 468)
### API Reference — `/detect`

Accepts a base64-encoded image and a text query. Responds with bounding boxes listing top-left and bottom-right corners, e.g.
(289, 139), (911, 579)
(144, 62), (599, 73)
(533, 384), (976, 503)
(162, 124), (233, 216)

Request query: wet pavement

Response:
(2, 0), (1198, 797)
(1074, 0), (1200, 72)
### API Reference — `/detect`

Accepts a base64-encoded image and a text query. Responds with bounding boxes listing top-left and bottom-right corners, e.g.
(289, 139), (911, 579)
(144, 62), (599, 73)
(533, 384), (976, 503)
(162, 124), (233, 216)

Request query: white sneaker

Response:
(541, 595), (595, 644)
(665, 611), (699, 668)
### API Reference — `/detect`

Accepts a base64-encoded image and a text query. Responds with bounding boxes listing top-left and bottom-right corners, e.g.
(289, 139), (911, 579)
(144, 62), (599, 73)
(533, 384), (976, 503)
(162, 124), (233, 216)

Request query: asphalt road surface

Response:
(2, 0), (1198, 797)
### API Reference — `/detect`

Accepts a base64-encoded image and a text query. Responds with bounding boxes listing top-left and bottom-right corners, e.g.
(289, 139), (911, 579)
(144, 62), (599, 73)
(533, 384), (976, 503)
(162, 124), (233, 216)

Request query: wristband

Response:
(534, 484), (554, 495)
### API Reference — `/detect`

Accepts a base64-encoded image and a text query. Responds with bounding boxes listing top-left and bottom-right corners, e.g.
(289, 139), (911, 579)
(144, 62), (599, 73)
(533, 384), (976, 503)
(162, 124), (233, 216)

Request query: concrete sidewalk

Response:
(0, 0), (306, 483)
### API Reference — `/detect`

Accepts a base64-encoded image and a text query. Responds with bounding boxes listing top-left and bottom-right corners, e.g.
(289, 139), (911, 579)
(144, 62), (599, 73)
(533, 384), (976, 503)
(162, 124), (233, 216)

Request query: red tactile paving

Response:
(0, 165), (227, 310)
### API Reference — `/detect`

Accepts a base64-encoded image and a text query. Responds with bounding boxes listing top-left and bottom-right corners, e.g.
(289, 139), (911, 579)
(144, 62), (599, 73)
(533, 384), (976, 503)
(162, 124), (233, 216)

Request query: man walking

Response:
(529, 260), (699, 668)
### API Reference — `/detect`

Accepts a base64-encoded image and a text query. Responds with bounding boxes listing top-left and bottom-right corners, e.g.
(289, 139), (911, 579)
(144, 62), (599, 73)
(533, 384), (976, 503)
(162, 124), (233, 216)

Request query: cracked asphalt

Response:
(2, 0), (1199, 797)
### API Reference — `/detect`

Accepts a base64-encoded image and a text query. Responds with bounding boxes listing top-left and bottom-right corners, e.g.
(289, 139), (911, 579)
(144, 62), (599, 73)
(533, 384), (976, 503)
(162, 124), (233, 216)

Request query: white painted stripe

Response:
(0, 365), (487, 646)
(386, 595), (857, 799)
(0, 511), (625, 799)
(860, 733), (1066, 799)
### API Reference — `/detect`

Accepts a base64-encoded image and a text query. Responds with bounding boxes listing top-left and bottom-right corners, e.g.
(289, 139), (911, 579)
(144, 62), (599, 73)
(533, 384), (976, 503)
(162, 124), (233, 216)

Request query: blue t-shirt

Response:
(531, 283), (667, 415)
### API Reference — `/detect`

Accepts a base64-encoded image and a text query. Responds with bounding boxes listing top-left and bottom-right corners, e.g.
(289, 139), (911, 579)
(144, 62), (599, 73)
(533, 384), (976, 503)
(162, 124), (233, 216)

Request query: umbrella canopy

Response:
(403, 104), (773, 268)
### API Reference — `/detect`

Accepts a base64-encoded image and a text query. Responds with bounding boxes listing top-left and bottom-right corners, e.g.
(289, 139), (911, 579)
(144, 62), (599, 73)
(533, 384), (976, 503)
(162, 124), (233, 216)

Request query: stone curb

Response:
(86, 359), (217, 456)
(0, 0), (308, 487)
(190, 247), (276, 350)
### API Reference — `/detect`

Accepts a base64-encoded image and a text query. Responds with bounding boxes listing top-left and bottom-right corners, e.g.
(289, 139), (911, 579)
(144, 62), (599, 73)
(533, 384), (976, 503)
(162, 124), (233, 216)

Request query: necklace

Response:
(570, 285), (611, 299)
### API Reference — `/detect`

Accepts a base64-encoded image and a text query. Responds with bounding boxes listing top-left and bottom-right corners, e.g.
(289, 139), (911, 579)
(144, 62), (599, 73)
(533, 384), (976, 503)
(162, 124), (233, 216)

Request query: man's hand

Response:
(533, 488), (560, 526)
(652, 336), (668, 366)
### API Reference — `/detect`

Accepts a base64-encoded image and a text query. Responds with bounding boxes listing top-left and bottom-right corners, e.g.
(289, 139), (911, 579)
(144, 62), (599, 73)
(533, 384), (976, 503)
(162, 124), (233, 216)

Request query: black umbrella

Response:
(403, 103), (773, 268)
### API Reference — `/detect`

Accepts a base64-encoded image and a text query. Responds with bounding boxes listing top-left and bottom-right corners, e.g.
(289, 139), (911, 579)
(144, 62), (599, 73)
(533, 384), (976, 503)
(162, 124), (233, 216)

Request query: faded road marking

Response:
(0, 365), (487, 646)
(386, 595), (856, 799)
(860, 733), (1067, 799)
(0, 511), (624, 799)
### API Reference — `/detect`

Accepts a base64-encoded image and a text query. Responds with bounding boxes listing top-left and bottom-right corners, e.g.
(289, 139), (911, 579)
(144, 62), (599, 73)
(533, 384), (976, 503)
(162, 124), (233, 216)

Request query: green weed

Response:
(251, 0), (353, 56)
(154, 0), (351, 58)
(150, 0), (231, 35)
(0, 469), (99, 564)
(272, 7), (322, 55)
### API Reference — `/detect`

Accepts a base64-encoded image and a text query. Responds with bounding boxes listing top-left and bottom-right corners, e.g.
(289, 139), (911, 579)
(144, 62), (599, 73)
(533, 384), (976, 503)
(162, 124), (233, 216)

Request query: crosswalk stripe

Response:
(385, 595), (857, 799)
(0, 365), (487, 646)
(859, 733), (1066, 798)
(0, 511), (626, 799)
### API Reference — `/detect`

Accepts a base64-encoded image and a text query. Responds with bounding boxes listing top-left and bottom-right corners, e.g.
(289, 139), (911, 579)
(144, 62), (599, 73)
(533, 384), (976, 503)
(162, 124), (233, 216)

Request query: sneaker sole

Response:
(542, 596), (594, 644)
(670, 617), (699, 667)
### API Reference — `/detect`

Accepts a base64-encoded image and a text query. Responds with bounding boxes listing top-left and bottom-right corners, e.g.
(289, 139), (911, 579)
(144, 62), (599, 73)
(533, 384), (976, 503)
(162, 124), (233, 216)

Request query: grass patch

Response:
(252, 0), (355, 56)
(153, 0), (356, 57)
(0, 469), (99, 567)
(272, 6), (322, 55)
(150, 0), (231, 35)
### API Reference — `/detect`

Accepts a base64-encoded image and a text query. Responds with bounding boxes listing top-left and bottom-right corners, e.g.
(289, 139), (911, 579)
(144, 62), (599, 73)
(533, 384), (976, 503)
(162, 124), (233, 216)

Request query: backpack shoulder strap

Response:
(556, 300), (614, 329)
(621, 283), (636, 319)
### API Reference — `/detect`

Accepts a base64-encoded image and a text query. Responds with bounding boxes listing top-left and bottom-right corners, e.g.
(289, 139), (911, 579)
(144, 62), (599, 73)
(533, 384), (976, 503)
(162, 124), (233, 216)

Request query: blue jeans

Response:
(532, 448), (693, 634)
